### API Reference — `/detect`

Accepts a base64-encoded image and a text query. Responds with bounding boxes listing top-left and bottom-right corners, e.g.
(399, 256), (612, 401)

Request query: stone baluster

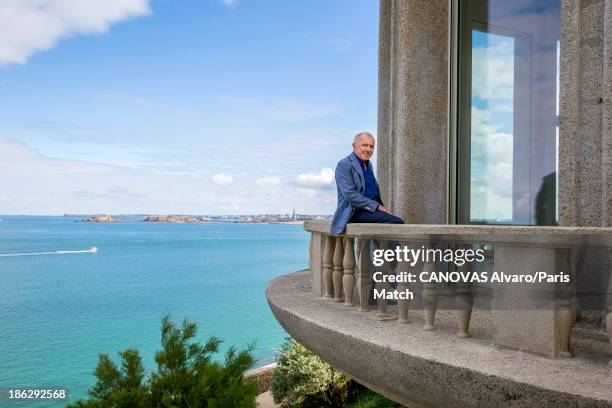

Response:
(376, 240), (392, 319)
(555, 248), (575, 358)
(608, 313), (612, 366)
(607, 247), (612, 365)
(322, 235), (335, 298)
(422, 242), (438, 331)
(343, 237), (356, 306)
(397, 241), (411, 324)
(357, 238), (372, 312)
(455, 245), (473, 338)
(332, 237), (345, 302)
(355, 238), (361, 300)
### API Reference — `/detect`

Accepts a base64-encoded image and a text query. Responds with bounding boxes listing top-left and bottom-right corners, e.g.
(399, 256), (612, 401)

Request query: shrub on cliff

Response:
(270, 338), (350, 407)
(346, 388), (396, 408)
(67, 316), (258, 408)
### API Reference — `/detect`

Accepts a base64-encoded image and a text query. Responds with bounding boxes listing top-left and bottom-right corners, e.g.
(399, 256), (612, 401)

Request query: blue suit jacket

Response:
(330, 153), (382, 235)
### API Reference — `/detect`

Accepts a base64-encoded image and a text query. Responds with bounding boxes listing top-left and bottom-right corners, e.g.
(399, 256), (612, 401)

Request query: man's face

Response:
(352, 135), (375, 161)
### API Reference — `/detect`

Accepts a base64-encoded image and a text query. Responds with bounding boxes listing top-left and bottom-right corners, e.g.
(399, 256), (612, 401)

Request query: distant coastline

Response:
(67, 213), (331, 224)
(143, 215), (210, 223)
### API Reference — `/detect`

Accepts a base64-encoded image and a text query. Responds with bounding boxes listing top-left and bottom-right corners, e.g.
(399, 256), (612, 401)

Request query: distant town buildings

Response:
(67, 213), (332, 224)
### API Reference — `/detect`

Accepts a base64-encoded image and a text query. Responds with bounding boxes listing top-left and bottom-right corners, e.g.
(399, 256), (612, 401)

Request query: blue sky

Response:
(470, 30), (514, 222)
(0, 0), (379, 215)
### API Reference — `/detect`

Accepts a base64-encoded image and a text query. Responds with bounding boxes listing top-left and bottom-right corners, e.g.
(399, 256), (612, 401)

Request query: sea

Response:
(0, 215), (309, 407)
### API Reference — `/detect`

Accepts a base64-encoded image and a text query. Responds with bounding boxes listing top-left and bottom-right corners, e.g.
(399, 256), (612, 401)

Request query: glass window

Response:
(456, 0), (560, 225)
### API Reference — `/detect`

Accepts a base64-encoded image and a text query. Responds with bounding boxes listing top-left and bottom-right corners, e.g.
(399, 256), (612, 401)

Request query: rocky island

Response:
(81, 215), (118, 223)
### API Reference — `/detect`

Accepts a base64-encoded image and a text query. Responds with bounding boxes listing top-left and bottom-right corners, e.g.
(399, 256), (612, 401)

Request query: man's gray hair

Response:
(353, 132), (375, 143)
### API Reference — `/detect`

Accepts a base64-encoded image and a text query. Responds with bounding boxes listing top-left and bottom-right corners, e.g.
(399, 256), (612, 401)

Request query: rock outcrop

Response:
(82, 215), (117, 223)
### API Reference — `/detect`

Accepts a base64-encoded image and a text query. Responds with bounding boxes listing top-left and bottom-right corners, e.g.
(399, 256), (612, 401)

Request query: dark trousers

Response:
(349, 208), (405, 224)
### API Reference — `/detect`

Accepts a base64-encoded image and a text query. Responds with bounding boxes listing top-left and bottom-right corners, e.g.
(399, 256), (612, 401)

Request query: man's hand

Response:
(378, 205), (393, 215)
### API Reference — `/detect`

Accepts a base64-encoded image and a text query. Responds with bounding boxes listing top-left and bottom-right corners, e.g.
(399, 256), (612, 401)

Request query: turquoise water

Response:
(0, 216), (309, 406)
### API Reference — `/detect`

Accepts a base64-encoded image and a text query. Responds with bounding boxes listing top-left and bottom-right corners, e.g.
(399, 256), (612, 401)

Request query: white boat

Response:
(90, 247), (98, 253)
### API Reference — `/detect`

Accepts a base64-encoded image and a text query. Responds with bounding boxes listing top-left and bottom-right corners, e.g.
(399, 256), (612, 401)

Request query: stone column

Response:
(323, 235), (335, 298)
(422, 242), (438, 331)
(602, 0), (612, 227)
(396, 241), (412, 324)
(559, 0), (612, 227)
(343, 238), (356, 307)
(355, 238), (361, 295)
(607, 247), (612, 365)
(375, 241), (393, 319)
(455, 245), (474, 338)
(332, 237), (345, 303)
(377, 0), (449, 224)
(555, 248), (576, 358)
(357, 238), (372, 312)
(310, 232), (324, 296)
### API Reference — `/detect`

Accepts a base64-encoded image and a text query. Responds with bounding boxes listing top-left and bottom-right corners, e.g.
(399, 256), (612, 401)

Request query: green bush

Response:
(346, 388), (396, 408)
(67, 316), (258, 408)
(270, 338), (350, 407)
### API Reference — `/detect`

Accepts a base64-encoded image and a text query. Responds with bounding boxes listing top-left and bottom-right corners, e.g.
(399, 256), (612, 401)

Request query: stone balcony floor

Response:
(267, 270), (612, 408)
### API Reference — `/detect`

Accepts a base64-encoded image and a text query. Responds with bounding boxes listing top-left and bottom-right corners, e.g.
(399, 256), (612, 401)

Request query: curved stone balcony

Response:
(266, 221), (612, 407)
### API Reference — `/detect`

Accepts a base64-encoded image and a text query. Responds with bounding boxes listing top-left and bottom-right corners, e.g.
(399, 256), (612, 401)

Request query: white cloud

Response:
(299, 188), (316, 199)
(0, 0), (152, 68)
(255, 176), (280, 187)
(472, 40), (514, 101)
(469, 107), (513, 221)
(221, 0), (238, 8)
(0, 137), (340, 215)
(296, 168), (334, 188)
(212, 173), (233, 186)
(470, 186), (513, 222)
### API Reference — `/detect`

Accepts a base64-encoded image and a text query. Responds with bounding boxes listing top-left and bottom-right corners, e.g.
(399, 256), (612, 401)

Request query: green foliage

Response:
(346, 389), (396, 408)
(270, 338), (350, 408)
(68, 316), (258, 408)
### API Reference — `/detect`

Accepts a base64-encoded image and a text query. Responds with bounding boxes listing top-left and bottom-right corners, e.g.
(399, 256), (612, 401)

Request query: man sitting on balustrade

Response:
(330, 132), (405, 235)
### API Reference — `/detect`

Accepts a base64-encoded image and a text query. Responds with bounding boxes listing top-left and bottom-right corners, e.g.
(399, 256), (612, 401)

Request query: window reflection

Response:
(457, 0), (560, 225)
(470, 31), (514, 222)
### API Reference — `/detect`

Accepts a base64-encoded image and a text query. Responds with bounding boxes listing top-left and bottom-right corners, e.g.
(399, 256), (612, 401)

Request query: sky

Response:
(0, 0), (379, 215)
(470, 30), (514, 222)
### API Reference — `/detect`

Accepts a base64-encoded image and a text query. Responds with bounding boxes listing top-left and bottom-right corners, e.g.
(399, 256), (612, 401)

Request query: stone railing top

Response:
(304, 221), (612, 246)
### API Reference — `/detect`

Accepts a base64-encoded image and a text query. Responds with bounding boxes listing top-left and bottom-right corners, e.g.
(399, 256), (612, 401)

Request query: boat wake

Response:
(0, 247), (98, 257)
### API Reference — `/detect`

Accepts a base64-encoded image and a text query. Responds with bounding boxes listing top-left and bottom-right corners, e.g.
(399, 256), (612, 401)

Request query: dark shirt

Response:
(353, 152), (381, 203)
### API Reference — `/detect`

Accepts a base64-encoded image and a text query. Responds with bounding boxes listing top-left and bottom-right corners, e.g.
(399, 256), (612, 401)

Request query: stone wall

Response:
(559, 0), (612, 228)
(558, 0), (612, 318)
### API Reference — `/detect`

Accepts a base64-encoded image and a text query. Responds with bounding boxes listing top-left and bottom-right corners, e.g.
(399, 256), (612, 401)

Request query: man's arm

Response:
(335, 160), (380, 212)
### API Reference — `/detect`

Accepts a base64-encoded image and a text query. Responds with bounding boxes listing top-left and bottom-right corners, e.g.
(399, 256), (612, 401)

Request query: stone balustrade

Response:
(307, 221), (612, 361)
